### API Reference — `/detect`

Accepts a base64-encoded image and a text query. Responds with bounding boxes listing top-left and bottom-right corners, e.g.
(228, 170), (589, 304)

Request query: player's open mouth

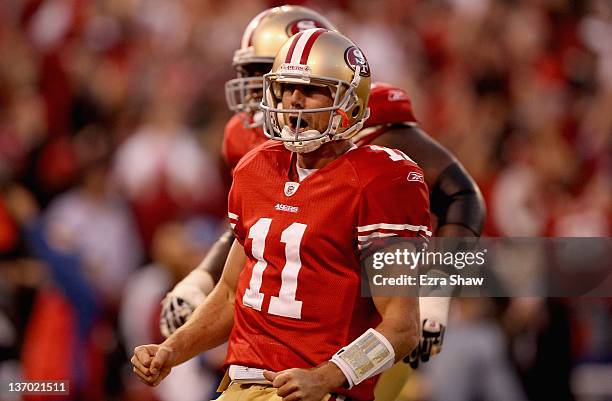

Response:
(288, 116), (309, 132)
(245, 90), (263, 102)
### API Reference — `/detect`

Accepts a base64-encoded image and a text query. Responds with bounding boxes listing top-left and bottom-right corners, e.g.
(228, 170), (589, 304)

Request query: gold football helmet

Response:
(260, 29), (371, 153)
(225, 6), (335, 128)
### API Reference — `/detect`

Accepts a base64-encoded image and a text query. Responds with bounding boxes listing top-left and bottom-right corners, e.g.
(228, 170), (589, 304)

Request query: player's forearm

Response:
(374, 297), (420, 362)
(161, 281), (235, 366)
(160, 240), (245, 367)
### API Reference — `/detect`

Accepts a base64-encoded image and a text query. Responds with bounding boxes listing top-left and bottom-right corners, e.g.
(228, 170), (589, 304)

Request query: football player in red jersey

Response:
(133, 29), (428, 401)
(158, 4), (485, 392)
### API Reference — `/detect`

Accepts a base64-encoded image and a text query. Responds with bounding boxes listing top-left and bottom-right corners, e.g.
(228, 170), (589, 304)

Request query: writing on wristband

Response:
(330, 329), (395, 388)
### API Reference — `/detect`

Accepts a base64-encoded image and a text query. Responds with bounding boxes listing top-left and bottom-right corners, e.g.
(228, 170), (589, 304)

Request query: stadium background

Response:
(0, 0), (610, 400)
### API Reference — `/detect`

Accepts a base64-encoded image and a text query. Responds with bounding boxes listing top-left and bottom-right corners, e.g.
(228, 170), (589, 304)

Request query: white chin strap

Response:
(280, 126), (331, 153)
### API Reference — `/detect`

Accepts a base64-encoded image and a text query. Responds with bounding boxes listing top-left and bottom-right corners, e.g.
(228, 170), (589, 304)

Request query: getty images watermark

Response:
(371, 247), (488, 286)
(361, 237), (612, 297)
(368, 241), (488, 291)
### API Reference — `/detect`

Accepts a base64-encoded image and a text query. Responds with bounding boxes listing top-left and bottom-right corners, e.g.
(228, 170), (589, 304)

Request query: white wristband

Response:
(330, 328), (395, 388)
(171, 269), (215, 307)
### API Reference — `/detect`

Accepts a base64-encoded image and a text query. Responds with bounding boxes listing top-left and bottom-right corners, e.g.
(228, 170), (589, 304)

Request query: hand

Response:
(159, 270), (213, 338)
(131, 344), (175, 386)
(263, 363), (346, 401)
(159, 295), (197, 338)
(404, 319), (445, 369)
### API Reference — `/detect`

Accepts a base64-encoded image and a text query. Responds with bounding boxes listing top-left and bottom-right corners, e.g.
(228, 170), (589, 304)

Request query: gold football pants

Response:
(216, 382), (336, 401)
(373, 362), (414, 401)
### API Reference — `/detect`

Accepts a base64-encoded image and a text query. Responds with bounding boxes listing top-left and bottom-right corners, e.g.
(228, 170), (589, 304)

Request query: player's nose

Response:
(288, 86), (306, 108)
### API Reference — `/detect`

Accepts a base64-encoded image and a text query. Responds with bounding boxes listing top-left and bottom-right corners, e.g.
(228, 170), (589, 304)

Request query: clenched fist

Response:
(131, 344), (175, 386)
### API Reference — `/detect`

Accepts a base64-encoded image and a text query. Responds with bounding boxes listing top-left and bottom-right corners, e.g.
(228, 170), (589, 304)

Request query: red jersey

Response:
(221, 115), (266, 172)
(221, 82), (417, 170)
(226, 141), (430, 401)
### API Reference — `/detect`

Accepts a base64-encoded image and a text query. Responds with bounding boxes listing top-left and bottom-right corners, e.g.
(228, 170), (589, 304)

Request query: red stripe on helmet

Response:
(299, 28), (326, 64)
(285, 31), (304, 63)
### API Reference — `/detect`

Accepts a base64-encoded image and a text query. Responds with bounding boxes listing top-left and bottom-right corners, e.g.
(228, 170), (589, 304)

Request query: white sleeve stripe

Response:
(420, 229), (433, 237)
(357, 223), (432, 237)
(358, 222), (426, 232)
(357, 232), (398, 242)
(228, 212), (239, 220)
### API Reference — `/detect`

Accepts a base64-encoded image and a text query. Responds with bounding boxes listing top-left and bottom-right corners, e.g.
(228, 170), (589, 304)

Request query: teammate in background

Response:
(133, 29), (428, 401)
(159, 4), (485, 393)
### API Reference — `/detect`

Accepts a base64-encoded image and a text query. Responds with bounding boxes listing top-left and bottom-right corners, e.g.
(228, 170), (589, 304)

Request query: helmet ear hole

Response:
(352, 106), (361, 118)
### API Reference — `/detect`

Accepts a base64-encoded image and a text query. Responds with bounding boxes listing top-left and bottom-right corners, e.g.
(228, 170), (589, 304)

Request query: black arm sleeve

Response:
(430, 162), (486, 236)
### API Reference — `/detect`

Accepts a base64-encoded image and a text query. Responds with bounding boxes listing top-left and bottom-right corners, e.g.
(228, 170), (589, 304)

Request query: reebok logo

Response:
(408, 172), (424, 183)
(388, 89), (409, 102)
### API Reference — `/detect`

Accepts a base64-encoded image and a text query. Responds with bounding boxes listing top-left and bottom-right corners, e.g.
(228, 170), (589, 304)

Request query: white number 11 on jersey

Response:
(242, 218), (307, 319)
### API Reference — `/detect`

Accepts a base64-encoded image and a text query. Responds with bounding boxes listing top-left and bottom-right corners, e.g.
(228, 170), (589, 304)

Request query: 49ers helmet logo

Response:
(286, 19), (327, 35)
(344, 46), (371, 77)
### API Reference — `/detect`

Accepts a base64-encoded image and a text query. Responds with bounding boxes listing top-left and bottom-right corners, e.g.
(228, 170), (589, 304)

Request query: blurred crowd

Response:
(0, 0), (610, 400)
